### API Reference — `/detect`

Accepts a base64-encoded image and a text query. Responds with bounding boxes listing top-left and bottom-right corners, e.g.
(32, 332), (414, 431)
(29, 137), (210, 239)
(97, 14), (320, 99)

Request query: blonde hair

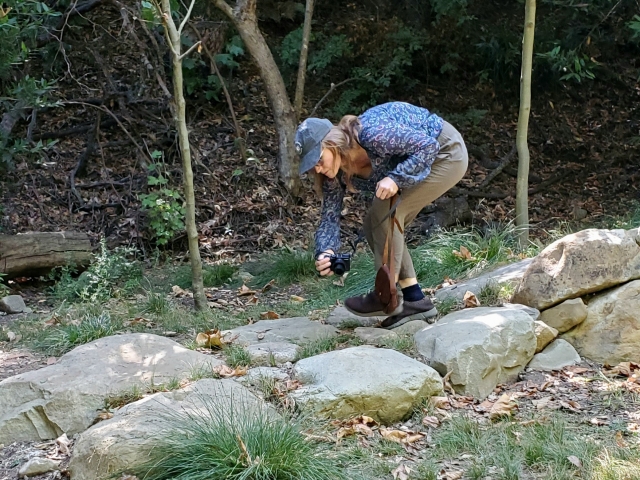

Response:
(313, 115), (366, 195)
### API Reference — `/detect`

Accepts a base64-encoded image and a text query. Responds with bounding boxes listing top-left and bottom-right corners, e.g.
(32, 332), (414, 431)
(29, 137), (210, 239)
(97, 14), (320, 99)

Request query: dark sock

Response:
(402, 284), (425, 302)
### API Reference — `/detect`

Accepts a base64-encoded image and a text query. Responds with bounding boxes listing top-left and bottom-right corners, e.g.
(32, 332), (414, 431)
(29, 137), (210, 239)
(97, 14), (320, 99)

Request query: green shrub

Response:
(129, 390), (346, 480)
(174, 263), (237, 289)
(250, 249), (316, 287)
(0, 272), (9, 297)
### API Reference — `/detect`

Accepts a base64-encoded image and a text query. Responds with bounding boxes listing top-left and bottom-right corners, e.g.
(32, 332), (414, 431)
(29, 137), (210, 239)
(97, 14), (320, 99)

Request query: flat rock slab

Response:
(291, 346), (443, 424)
(18, 457), (60, 477)
(393, 320), (430, 336)
(435, 259), (533, 302)
(561, 280), (640, 364)
(534, 321), (558, 353)
(527, 339), (581, 371)
(353, 327), (398, 345)
(325, 306), (385, 328)
(415, 306), (536, 399)
(0, 333), (222, 444)
(242, 367), (289, 385)
(68, 379), (274, 480)
(245, 342), (300, 364)
(0, 295), (27, 314)
(512, 228), (640, 310)
(539, 298), (587, 333)
(227, 317), (338, 345)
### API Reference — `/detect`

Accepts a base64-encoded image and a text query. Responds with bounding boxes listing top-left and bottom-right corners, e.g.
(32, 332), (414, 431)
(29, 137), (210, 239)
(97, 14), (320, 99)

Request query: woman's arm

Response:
(314, 177), (345, 258)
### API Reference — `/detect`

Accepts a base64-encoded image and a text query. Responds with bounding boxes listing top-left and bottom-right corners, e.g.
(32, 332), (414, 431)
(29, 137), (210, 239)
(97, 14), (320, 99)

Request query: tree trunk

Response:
(212, 0), (300, 195)
(516, 0), (536, 248)
(294, 0), (315, 120)
(160, 0), (207, 311)
(0, 232), (92, 279)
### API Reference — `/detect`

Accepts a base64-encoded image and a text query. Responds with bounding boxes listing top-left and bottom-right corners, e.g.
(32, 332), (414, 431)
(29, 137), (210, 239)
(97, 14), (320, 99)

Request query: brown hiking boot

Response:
(380, 297), (438, 329)
(344, 291), (403, 317)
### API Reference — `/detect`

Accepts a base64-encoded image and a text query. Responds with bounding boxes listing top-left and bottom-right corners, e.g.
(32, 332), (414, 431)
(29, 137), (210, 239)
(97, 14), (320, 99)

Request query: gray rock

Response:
(18, 457), (60, 477)
(245, 342), (300, 365)
(393, 320), (430, 336)
(325, 306), (384, 328)
(502, 303), (540, 321)
(69, 379), (275, 480)
(0, 333), (222, 443)
(243, 367), (289, 385)
(534, 321), (558, 353)
(539, 298), (587, 333)
(353, 327), (398, 345)
(291, 346), (443, 424)
(561, 280), (640, 364)
(435, 259), (533, 302)
(527, 339), (581, 371)
(0, 295), (27, 314)
(414, 306), (536, 399)
(512, 228), (640, 310)
(227, 317), (338, 345)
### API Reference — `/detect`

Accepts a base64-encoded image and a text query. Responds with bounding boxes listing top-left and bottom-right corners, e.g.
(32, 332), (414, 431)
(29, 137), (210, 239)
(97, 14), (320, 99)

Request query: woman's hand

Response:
(315, 250), (335, 276)
(376, 177), (399, 200)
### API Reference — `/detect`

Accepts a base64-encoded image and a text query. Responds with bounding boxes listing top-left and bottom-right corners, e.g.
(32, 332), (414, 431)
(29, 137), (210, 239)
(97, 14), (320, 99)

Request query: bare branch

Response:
(178, 0), (197, 35)
(212, 0), (234, 19)
(310, 78), (356, 117)
(178, 40), (202, 61)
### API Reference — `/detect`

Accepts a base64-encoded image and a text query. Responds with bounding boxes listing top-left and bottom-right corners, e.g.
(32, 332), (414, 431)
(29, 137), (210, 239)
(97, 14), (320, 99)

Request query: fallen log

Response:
(0, 232), (93, 279)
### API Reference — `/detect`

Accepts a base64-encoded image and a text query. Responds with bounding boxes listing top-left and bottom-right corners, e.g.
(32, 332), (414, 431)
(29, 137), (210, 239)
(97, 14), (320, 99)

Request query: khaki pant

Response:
(363, 121), (469, 280)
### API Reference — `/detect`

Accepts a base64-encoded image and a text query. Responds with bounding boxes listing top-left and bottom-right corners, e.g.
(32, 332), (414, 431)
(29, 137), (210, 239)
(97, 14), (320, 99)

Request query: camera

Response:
(329, 253), (351, 275)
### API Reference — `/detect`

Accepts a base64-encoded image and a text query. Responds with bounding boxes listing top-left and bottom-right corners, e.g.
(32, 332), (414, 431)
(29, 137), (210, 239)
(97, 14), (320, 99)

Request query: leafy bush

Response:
(537, 45), (597, 83)
(628, 14), (640, 44)
(51, 239), (141, 302)
(0, 272), (9, 297)
(173, 263), (237, 289)
(139, 154), (185, 246)
(129, 390), (346, 480)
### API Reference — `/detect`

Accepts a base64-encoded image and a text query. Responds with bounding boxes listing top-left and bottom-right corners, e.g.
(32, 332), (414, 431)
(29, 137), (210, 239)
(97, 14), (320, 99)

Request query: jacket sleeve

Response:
(363, 123), (440, 189)
(314, 177), (345, 257)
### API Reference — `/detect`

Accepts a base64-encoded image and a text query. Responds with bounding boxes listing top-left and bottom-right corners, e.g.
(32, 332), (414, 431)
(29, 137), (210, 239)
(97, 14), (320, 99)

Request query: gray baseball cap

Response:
(295, 118), (333, 175)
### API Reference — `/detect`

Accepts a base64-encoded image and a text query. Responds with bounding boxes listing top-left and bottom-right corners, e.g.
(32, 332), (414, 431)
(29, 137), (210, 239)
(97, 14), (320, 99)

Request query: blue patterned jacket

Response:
(315, 102), (444, 256)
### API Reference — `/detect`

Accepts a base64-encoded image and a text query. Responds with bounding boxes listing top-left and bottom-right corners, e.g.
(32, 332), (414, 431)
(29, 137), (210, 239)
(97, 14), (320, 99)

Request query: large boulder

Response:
(435, 259), (533, 302)
(527, 339), (581, 371)
(538, 298), (588, 333)
(561, 280), (640, 364)
(0, 295), (28, 314)
(291, 346), (442, 424)
(68, 379), (273, 480)
(226, 317), (338, 345)
(512, 228), (640, 310)
(414, 307), (536, 399)
(0, 334), (222, 443)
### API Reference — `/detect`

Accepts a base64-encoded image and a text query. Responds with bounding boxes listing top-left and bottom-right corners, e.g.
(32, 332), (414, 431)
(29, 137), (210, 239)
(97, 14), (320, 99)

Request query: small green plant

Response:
(50, 239), (141, 302)
(223, 344), (252, 368)
(381, 334), (416, 355)
(296, 334), (357, 360)
(128, 389), (346, 480)
(435, 296), (460, 316)
(174, 263), (237, 289)
(144, 292), (170, 315)
(250, 248), (316, 287)
(0, 272), (9, 297)
(478, 281), (514, 307)
(33, 311), (119, 356)
(139, 154), (185, 246)
(537, 45), (597, 83)
(627, 14), (640, 44)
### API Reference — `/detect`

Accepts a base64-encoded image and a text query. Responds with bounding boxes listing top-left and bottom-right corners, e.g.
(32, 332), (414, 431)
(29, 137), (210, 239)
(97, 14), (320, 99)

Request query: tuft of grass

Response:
(477, 281), (515, 307)
(223, 344), (252, 368)
(129, 389), (347, 480)
(32, 311), (120, 356)
(434, 296), (460, 316)
(174, 263), (238, 289)
(296, 334), (359, 360)
(144, 292), (171, 315)
(380, 334), (415, 356)
(105, 385), (145, 409)
(250, 249), (317, 287)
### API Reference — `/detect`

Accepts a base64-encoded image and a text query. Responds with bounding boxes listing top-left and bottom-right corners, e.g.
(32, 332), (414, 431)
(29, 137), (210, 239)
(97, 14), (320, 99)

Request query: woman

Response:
(295, 102), (468, 329)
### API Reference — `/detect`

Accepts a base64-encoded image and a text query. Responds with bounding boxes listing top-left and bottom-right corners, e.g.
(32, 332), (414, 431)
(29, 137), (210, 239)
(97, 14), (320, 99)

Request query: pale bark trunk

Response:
(160, 0), (207, 310)
(213, 0), (300, 194)
(294, 0), (315, 120)
(516, 0), (536, 248)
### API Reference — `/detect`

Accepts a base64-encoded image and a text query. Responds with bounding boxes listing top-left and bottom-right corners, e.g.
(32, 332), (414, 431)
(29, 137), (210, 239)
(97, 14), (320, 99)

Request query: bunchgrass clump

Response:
(174, 263), (238, 289)
(296, 334), (359, 360)
(128, 390), (347, 480)
(223, 344), (252, 368)
(434, 296), (460, 316)
(32, 311), (120, 356)
(477, 281), (514, 307)
(144, 292), (171, 315)
(380, 334), (415, 356)
(250, 249), (317, 287)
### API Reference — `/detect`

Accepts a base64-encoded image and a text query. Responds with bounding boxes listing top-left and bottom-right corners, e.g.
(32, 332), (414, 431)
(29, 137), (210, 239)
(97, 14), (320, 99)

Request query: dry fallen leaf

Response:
(213, 365), (247, 378)
(604, 362), (640, 378)
(615, 431), (628, 448)
(452, 245), (473, 260)
(195, 329), (226, 349)
(290, 295), (306, 302)
(560, 400), (581, 412)
(171, 285), (191, 297)
(422, 415), (440, 428)
(567, 455), (583, 469)
(260, 311), (280, 320)
(443, 371), (456, 395)
(463, 291), (481, 308)
(392, 464), (411, 480)
(590, 417), (610, 426)
(532, 396), (553, 410)
(430, 396), (451, 409)
(46, 357), (57, 365)
(440, 469), (464, 480)
(476, 399), (495, 412)
(97, 411), (114, 421)
(261, 279), (276, 293)
(489, 393), (517, 420)
(238, 284), (257, 296)
(380, 427), (424, 444)
(7, 331), (16, 342)
(55, 433), (71, 455)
